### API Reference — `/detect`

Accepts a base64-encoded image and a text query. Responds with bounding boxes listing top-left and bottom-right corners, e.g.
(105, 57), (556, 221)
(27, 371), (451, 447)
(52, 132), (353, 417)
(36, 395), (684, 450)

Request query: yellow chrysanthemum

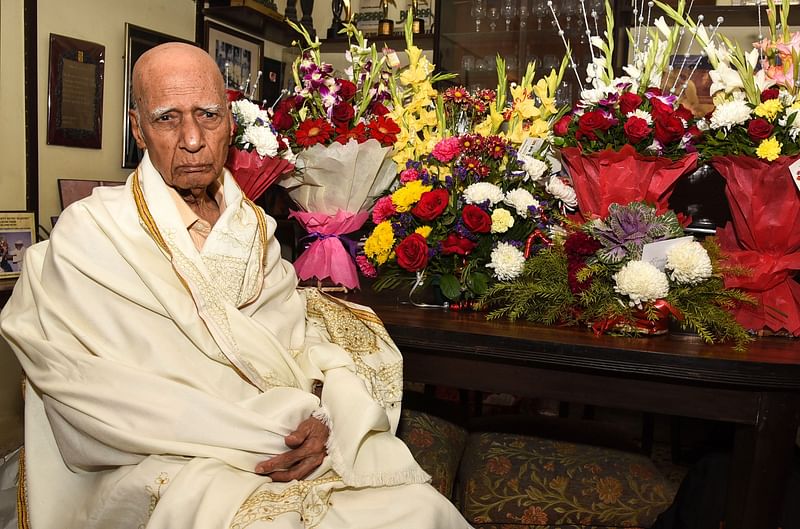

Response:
(754, 99), (783, 121)
(364, 221), (395, 265)
(491, 208), (515, 233)
(415, 226), (432, 238)
(392, 180), (432, 212)
(755, 137), (782, 161)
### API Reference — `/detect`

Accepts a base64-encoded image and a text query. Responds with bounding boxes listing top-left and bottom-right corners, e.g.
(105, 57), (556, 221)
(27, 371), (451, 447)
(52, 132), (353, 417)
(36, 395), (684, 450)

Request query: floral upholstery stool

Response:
(456, 431), (677, 529)
(397, 409), (677, 529)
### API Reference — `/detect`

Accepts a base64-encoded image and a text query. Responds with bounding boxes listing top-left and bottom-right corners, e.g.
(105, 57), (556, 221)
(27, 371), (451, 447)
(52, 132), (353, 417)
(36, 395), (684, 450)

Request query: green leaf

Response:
(439, 274), (462, 300)
(467, 272), (490, 296)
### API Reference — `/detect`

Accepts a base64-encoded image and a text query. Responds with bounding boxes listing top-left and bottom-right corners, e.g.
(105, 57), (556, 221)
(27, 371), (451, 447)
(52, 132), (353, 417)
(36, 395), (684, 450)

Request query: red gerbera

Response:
(366, 116), (400, 146)
(444, 86), (469, 104)
(334, 122), (368, 144)
(295, 118), (334, 147)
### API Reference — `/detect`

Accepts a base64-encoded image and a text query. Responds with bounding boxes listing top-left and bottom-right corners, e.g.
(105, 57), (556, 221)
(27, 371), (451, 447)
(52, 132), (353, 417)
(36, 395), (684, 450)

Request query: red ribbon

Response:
(524, 229), (553, 258)
(590, 299), (683, 336)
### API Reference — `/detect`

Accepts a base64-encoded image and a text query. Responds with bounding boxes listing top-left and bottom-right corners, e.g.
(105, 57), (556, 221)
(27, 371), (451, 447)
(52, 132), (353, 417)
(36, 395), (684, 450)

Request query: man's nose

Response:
(179, 117), (204, 152)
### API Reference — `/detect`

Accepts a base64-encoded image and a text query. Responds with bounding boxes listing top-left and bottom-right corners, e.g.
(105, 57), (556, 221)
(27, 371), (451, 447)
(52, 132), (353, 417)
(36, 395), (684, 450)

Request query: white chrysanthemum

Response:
(504, 188), (539, 217)
(613, 260), (670, 308)
(490, 208), (515, 233)
(665, 241), (713, 285)
(520, 155), (548, 181)
(545, 175), (578, 209)
(627, 109), (653, 125)
(710, 100), (752, 130)
(243, 125), (279, 157)
(463, 182), (505, 206)
(487, 242), (526, 281)
(232, 99), (261, 126)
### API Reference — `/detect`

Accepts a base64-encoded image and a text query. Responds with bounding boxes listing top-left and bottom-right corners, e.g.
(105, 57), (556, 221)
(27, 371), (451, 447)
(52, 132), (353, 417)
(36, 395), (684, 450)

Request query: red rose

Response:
(675, 104), (694, 123)
(761, 88), (780, 102)
(331, 102), (355, 128)
(686, 125), (703, 141)
(553, 114), (573, 136)
(623, 116), (652, 144)
(337, 79), (357, 101)
(654, 114), (685, 145)
(747, 118), (774, 141)
(411, 189), (450, 221)
(649, 97), (673, 119)
(271, 109), (294, 131)
(371, 102), (390, 116)
(395, 233), (429, 272)
(576, 110), (612, 141)
(619, 92), (643, 116)
(276, 96), (299, 113)
(461, 204), (492, 233)
(440, 233), (477, 255)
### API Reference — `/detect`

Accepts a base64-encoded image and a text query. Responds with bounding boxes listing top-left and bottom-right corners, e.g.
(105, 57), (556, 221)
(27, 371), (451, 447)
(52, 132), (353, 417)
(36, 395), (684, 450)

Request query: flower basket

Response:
(280, 139), (396, 289)
(561, 145), (698, 219)
(712, 154), (800, 336)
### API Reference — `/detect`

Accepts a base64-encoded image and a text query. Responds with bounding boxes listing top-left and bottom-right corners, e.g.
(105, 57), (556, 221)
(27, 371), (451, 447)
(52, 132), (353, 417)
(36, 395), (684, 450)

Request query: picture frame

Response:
(46, 34), (105, 149)
(670, 55), (715, 118)
(261, 57), (284, 107)
(204, 20), (264, 101)
(0, 212), (36, 279)
(122, 23), (196, 169)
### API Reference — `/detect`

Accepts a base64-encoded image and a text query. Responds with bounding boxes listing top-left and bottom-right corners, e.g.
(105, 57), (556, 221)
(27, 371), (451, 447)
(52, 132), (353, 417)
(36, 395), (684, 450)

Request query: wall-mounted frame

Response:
(46, 34), (105, 149)
(122, 23), (196, 169)
(0, 212), (36, 279)
(204, 20), (264, 101)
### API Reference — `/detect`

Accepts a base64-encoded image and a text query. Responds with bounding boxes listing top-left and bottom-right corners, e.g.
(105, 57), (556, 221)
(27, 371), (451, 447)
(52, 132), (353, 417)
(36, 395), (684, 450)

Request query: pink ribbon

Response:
(289, 210), (369, 289)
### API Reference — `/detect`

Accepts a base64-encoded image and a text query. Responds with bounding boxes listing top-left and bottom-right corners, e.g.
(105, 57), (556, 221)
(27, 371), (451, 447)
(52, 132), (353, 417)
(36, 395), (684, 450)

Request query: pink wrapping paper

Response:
(561, 145), (698, 219)
(289, 210), (370, 289)
(713, 154), (800, 336)
(226, 148), (294, 202)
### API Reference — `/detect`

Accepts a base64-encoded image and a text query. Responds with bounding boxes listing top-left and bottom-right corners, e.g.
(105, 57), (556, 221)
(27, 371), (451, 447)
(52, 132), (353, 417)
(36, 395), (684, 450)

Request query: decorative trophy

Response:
(378, 0), (394, 36)
(410, 0), (424, 34)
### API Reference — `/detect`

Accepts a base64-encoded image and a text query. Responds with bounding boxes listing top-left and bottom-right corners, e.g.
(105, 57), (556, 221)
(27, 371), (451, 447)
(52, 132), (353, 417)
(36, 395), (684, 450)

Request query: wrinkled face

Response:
(129, 48), (233, 192)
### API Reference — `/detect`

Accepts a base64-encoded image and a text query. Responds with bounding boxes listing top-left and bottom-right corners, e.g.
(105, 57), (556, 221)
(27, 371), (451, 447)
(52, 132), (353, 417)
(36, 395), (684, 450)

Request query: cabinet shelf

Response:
(319, 34), (435, 52)
(618, 4), (800, 27)
(204, 0), (295, 46)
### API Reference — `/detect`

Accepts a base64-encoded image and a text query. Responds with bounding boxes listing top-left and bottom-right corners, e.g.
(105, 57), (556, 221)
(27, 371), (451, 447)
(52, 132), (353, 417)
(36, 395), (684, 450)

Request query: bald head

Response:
(128, 42), (233, 193)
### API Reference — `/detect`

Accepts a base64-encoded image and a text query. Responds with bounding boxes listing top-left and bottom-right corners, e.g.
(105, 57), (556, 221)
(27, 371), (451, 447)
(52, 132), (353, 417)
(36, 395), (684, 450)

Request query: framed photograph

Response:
(122, 24), (196, 169)
(668, 55), (715, 118)
(261, 57), (284, 107)
(47, 34), (105, 149)
(0, 212), (36, 279)
(204, 20), (264, 101)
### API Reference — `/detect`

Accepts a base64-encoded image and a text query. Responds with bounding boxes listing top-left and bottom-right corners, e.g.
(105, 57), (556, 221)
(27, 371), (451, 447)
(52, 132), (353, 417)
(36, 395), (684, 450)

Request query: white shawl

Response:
(1, 153), (428, 529)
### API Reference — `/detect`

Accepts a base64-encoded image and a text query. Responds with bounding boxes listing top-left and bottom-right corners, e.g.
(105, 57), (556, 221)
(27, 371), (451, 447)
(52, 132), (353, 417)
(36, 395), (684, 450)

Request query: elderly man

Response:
(1, 43), (471, 529)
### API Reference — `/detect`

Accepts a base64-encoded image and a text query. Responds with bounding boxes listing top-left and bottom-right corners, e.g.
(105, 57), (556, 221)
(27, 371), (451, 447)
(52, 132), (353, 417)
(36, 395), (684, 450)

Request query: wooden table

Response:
(344, 291), (800, 529)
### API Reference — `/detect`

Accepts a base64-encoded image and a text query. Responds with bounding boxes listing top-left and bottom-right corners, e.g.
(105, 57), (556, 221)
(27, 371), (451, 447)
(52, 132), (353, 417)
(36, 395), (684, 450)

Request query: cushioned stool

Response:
(456, 431), (677, 529)
(397, 409), (469, 499)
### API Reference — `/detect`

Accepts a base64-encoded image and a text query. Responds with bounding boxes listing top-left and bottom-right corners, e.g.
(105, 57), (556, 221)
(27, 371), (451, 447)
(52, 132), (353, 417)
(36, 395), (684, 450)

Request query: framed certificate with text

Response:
(0, 212), (36, 279)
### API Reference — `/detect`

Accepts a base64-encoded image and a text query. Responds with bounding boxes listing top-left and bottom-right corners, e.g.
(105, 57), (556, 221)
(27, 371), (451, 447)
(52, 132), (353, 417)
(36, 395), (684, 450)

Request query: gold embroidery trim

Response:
(16, 447), (28, 529)
(139, 472), (170, 529)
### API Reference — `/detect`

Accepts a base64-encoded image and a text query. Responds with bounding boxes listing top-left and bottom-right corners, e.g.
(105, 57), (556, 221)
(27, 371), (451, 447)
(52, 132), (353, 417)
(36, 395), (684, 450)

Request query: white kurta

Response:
(1, 154), (471, 529)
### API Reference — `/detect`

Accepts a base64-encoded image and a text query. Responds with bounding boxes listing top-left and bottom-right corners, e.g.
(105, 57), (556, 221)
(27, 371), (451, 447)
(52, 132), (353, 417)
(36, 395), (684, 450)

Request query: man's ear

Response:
(129, 109), (147, 150)
(228, 104), (235, 144)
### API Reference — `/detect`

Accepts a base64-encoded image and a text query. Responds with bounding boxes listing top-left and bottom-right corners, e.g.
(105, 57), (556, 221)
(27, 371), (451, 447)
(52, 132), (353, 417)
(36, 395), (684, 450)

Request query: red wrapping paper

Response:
(226, 148), (295, 202)
(712, 154), (800, 336)
(561, 145), (698, 219)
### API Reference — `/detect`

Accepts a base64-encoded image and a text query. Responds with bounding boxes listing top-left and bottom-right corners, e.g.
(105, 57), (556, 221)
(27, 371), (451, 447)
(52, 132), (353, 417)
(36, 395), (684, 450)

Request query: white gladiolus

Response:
(613, 260), (670, 308)
(487, 242), (526, 281)
(665, 241), (713, 285)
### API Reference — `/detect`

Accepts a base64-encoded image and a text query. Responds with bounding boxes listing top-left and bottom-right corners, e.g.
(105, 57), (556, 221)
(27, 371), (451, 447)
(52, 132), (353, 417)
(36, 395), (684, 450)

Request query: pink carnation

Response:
(356, 255), (377, 278)
(431, 137), (461, 163)
(400, 168), (420, 183)
(372, 195), (397, 224)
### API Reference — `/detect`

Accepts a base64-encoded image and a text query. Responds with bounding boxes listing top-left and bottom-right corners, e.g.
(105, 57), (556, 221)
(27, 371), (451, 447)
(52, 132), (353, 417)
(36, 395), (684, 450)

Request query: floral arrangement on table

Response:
(659, 0), (800, 337)
(479, 202), (753, 349)
(226, 98), (296, 202)
(550, 0), (704, 219)
(275, 20), (404, 289)
(359, 59), (576, 304)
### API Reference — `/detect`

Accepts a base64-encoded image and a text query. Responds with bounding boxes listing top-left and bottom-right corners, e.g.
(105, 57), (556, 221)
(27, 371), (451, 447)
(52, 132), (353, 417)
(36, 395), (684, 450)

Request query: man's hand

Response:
(255, 416), (329, 481)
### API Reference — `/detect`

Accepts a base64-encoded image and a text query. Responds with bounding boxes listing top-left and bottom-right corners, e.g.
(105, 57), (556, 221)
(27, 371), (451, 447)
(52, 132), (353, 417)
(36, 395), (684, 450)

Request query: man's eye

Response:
(157, 114), (172, 121)
(202, 111), (218, 118)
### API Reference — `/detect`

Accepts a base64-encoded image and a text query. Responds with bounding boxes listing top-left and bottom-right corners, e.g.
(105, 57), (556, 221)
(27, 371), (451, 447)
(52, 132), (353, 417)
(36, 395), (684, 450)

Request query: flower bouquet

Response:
(275, 20), (403, 289)
(551, 0), (703, 219)
(227, 98), (296, 202)
(359, 57), (575, 304)
(479, 202), (753, 348)
(662, 0), (800, 336)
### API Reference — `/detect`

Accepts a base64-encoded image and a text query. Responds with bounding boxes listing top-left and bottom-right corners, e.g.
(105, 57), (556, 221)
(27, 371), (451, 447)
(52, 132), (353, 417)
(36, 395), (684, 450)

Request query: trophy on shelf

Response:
(378, 0), (394, 35)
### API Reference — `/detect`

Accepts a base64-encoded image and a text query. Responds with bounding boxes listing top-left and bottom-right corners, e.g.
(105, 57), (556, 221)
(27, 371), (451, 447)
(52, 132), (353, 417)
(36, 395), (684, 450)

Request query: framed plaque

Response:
(0, 212), (36, 279)
(46, 34), (105, 149)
